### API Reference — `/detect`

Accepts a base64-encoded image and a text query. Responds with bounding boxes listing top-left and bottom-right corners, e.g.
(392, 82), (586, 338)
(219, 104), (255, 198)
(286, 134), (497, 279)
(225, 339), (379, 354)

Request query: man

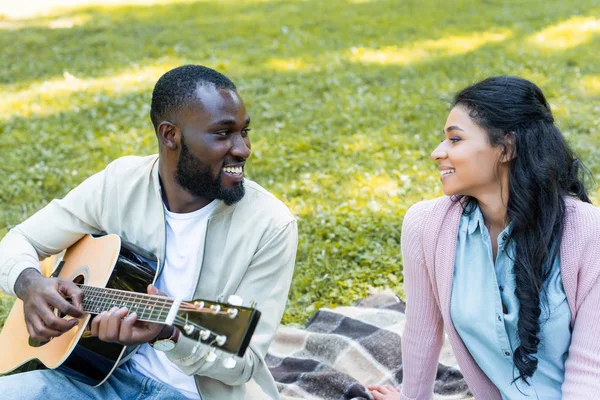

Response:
(0, 65), (298, 399)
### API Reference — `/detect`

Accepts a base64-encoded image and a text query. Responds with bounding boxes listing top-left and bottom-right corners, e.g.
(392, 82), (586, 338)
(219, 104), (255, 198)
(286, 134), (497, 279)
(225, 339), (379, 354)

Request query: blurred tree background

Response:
(1, 0), (599, 327)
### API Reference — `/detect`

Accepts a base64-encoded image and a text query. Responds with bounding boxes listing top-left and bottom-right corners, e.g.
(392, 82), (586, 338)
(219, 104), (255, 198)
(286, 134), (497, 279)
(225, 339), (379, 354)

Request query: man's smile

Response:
(221, 163), (244, 182)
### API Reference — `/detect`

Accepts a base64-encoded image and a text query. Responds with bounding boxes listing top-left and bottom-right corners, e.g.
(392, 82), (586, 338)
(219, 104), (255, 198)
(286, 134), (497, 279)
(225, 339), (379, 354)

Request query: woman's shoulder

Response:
(564, 197), (600, 233)
(404, 196), (463, 227)
(405, 196), (452, 218)
(562, 197), (600, 270)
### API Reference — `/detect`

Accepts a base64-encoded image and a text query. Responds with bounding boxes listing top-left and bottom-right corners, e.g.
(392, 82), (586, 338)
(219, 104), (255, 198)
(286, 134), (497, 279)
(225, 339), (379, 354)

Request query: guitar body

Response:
(0, 234), (158, 386)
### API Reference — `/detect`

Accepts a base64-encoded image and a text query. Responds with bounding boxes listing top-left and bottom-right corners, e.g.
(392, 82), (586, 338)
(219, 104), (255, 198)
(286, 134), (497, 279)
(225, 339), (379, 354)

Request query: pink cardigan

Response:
(400, 196), (600, 400)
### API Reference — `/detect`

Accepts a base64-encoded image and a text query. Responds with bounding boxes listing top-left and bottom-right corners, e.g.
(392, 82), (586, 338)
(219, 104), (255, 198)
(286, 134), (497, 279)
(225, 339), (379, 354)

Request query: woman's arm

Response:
(400, 201), (444, 400)
(562, 275), (600, 398)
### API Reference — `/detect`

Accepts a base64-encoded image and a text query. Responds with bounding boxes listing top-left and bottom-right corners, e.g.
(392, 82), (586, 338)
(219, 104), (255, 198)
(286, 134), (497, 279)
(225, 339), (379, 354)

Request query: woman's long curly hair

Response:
(451, 76), (591, 384)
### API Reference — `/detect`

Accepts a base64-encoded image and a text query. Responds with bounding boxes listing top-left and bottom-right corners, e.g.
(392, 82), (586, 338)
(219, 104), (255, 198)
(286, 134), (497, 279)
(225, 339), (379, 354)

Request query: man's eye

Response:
(215, 131), (229, 136)
(242, 128), (251, 137)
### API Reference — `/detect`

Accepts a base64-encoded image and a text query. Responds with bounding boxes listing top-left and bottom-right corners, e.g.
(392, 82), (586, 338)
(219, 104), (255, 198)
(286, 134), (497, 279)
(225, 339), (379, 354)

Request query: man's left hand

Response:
(90, 284), (165, 345)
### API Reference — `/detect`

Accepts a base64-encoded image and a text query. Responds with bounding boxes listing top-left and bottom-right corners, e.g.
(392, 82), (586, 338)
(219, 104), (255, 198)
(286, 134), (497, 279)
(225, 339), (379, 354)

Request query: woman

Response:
(369, 76), (600, 399)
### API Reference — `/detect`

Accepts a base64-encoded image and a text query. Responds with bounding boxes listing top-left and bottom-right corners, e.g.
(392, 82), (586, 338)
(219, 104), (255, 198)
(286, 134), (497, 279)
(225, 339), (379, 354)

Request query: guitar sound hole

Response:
(30, 274), (87, 347)
(28, 337), (51, 347)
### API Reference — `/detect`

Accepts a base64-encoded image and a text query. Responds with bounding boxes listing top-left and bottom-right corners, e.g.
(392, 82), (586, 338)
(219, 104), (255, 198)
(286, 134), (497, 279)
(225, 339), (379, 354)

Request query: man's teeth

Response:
(223, 166), (243, 174)
(441, 169), (455, 175)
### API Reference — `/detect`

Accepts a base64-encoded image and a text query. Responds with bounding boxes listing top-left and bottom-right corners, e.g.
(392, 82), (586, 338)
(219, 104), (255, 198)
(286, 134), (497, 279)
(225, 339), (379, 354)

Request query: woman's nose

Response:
(431, 141), (448, 161)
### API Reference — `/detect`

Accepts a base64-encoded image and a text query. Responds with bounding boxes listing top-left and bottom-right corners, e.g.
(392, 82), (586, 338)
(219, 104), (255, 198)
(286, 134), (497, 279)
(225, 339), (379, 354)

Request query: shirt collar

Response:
(467, 205), (485, 235)
(467, 205), (512, 239)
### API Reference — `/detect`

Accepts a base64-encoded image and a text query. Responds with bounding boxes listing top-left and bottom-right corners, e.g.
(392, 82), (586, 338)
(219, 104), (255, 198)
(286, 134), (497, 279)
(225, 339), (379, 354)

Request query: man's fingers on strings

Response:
(57, 282), (85, 317)
(38, 304), (78, 332)
(48, 292), (85, 320)
(102, 307), (128, 342)
(27, 314), (63, 341)
(90, 311), (107, 337)
(118, 311), (139, 343)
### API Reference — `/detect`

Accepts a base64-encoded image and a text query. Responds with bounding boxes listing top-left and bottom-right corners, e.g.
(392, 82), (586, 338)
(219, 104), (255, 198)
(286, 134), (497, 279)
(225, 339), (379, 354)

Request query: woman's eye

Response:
(450, 137), (461, 143)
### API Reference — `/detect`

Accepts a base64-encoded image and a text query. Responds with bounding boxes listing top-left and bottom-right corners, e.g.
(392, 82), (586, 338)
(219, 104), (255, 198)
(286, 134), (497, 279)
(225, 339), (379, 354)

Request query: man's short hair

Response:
(150, 64), (237, 130)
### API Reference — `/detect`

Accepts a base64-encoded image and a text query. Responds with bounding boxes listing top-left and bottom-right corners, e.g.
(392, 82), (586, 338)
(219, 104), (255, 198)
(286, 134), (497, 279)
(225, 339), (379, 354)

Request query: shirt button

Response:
(497, 315), (502, 322)
(504, 351), (511, 357)
(502, 234), (508, 241)
(499, 285), (503, 291)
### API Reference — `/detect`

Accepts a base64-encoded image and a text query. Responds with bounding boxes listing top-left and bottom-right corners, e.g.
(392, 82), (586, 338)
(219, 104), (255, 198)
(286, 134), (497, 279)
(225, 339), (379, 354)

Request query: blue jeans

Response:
(0, 364), (190, 400)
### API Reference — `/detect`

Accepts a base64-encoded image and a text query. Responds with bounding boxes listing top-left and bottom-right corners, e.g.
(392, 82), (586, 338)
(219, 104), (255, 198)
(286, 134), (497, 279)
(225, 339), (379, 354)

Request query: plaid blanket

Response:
(266, 292), (472, 400)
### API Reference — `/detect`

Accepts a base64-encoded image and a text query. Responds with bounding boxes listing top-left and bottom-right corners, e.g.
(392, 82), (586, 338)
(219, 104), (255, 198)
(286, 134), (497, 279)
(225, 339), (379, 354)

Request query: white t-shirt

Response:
(127, 200), (219, 399)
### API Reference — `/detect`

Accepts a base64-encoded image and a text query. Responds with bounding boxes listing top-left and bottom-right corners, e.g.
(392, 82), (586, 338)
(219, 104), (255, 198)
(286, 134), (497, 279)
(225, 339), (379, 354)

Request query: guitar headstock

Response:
(173, 296), (261, 358)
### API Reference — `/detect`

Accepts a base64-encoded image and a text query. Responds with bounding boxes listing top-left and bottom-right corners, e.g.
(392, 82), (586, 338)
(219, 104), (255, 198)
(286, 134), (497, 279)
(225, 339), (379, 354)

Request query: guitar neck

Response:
(80, 285), (179, 325)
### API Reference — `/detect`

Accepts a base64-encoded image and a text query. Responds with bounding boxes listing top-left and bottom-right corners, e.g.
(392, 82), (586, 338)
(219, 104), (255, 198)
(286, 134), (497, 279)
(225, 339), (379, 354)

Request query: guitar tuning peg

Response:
(227, 308), (239, 319)
(200, 330), (210, 341)
(227, 295), (243, 306)
(206, 351), (217, 363)
(216, 334), (227, 346)
(222, 357), (237, 369)
(183, 324), (194, 335)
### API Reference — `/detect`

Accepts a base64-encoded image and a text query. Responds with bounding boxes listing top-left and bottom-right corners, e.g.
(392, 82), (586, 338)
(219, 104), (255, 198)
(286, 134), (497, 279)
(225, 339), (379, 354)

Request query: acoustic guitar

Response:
(0, 234), (261, 386)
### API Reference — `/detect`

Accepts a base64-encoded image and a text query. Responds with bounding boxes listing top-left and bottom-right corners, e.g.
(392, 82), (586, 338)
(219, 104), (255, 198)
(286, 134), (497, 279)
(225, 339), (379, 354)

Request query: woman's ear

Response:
(500, 132), (517, 163)
(157, 121), (179, 150)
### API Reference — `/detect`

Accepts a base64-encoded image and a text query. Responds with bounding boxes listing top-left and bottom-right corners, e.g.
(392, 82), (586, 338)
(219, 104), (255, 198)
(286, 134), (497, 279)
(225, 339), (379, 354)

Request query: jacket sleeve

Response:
(0, 170), (107, 296)
(164, 219), (298, 385)
(562, 275), (600, 398)
(561, 207), (600, 399)
(400, 201), (444, 400)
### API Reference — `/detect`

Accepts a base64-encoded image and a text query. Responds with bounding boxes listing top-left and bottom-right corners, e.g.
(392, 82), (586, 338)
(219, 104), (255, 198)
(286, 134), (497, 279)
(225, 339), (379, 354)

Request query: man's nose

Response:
(230, 134), (251, 159)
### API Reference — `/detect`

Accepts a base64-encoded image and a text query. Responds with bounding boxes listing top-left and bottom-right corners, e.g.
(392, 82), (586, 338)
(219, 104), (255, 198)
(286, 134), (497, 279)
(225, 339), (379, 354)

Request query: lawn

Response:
(0, 0), (599, 328)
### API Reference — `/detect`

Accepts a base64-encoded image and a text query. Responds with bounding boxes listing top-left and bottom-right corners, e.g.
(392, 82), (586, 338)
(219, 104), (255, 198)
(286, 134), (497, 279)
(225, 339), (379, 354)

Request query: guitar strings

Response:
(80, 284), (235, 319)
(76, 285), (239, 350)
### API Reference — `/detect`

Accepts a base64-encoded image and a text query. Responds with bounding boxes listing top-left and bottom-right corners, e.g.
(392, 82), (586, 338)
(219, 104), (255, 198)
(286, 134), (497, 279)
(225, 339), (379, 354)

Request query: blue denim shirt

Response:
(450, 206), (571, 399)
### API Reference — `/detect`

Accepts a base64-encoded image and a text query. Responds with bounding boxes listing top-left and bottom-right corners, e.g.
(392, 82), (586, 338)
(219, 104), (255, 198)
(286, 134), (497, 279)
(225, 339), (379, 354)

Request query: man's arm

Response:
(0, 169), (108, 295)
(0, 229), (45, 297)
(0, 169), (108, 339)
(164, 219), (298, 385)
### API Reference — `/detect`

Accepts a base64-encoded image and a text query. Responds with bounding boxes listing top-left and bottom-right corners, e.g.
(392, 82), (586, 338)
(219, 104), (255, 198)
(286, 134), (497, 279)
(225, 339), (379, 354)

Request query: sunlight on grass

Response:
(0, 0), (196, 18)
(1, 62), (181, 120)
(48, 14), (91, 29)
(580, 75), (600, 96)
(0, 13), (91, 30)
(350, 30), (511, 65)
(528, 16), (600, 50)
(266, 57), (311, 72)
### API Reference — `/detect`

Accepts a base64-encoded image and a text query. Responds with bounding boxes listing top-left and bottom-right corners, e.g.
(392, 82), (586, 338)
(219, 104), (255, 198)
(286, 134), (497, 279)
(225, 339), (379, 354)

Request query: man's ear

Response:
(157, 121), (179, 150)
(500, 132), (517, 163)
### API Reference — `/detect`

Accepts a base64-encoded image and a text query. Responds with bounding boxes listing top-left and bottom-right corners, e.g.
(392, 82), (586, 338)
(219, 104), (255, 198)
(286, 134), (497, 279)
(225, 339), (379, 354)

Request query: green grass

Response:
(1, 0), (599, 327)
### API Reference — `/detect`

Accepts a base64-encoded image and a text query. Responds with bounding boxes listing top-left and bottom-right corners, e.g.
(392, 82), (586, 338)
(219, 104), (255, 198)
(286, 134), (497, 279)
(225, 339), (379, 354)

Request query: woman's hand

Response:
(368, 384), (401, 400)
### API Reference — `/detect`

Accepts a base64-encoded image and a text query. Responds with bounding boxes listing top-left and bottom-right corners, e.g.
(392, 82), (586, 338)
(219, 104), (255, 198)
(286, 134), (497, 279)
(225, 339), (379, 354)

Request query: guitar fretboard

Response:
(80, 285), (176, 324)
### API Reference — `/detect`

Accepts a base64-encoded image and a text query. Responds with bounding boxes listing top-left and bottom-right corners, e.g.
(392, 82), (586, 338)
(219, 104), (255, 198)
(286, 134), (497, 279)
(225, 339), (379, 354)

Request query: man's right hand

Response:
(14, 268), (85, 341)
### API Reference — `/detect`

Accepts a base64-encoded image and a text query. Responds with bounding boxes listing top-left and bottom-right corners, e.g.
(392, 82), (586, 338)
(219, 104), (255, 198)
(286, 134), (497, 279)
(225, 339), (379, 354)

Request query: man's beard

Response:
(175, 137), (245, 206)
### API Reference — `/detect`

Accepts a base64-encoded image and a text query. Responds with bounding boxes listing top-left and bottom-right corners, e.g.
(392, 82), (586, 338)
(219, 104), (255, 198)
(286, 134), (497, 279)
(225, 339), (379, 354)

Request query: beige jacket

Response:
(0, 154), (298, 399)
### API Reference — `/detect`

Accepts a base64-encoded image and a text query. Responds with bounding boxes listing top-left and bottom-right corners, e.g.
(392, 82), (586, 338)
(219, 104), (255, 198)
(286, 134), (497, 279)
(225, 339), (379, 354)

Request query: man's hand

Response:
(367, 384), (401, 400)
(90, 284), (167, 345)
(15, 268), (85, 341)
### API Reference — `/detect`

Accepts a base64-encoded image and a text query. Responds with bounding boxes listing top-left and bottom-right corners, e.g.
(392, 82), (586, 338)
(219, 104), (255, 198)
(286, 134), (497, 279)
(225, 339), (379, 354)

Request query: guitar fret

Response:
(80, 285), (175, 323)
